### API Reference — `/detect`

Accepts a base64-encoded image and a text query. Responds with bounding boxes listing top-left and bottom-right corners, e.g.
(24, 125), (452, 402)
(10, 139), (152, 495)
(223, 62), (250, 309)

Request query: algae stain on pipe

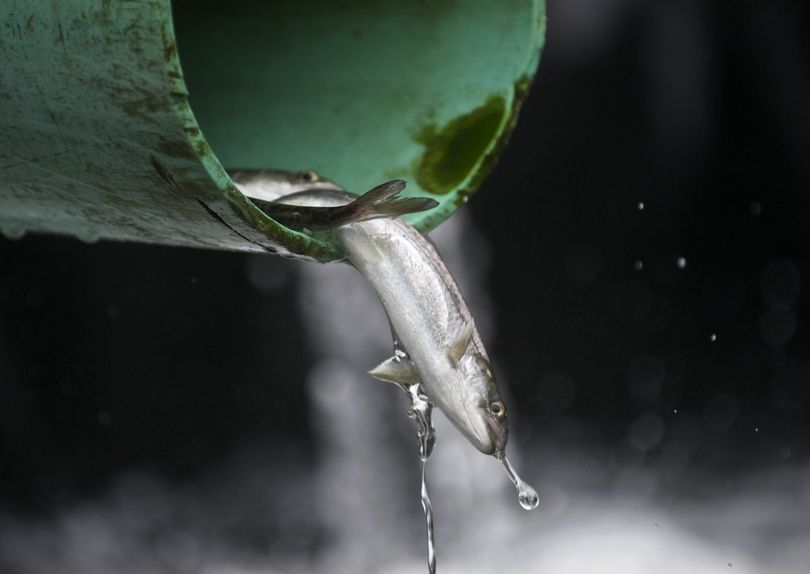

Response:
(414, 95), (507, 196)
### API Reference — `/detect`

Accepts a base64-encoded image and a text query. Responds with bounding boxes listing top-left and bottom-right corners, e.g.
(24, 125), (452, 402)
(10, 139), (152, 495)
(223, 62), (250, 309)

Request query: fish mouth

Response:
(468, 430), (497, 455)
(485, 415), (508, 456)
(461, 409), (508, 456)
(438, 393), (508, 454)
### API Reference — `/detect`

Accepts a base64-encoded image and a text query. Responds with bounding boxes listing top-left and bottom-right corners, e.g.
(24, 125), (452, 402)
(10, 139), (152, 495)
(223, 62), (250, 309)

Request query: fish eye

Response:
(489, 401), (505, 418)
(302, 170), (319, 182)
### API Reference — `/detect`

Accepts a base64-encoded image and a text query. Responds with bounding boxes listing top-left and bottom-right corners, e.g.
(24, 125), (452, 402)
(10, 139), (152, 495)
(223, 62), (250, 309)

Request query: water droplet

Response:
(1, 225), (27, 241)
(709, 333), (717, 342)
(76, 227), (100, 244)
(677, 257), (687, 269)
(749, 201), (762, 216)
(498, 454), (540, 510)
(673, 408), (679, 414)
(634, 260), (644, 271)
(518, 485), (540, 510)
(637, 201), (645, 211)
(754, 427), (759, 432)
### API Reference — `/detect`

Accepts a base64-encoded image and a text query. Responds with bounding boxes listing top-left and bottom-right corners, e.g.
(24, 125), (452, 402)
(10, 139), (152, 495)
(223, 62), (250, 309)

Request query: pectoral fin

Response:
(369, 356), (421, 386)
(447, 321), (475, 367)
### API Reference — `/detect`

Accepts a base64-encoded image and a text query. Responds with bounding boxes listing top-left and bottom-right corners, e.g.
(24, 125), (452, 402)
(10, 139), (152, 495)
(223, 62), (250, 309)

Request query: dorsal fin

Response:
(447, 321), (474, 367)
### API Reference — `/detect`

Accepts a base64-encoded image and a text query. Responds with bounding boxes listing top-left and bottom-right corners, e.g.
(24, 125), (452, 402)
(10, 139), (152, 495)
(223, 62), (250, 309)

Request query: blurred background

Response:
(1, 1), (809, 572)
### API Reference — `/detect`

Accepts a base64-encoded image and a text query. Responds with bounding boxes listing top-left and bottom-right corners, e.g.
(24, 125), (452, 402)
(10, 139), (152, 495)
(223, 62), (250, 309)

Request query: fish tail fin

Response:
(346, 180), (438, 223)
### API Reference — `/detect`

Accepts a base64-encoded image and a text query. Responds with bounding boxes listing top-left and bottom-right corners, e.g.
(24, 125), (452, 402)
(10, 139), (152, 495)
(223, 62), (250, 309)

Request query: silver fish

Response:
(228, 169), (342, 203)
(233, 173), (509, 456)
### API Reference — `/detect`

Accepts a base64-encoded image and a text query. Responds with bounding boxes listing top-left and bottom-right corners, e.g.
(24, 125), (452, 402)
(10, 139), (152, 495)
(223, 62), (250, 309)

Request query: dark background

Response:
(2, 0), (809, 517)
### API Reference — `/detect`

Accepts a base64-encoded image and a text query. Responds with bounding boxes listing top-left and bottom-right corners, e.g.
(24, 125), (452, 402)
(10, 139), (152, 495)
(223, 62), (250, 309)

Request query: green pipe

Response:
(0, 0), (545, 261)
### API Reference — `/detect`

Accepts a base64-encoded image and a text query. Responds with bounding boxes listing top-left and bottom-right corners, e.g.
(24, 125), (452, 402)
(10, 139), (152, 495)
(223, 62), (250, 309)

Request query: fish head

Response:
(278, 169), (344, 193)
(449, 354), (509, 456)
(230, 169), (344, 203)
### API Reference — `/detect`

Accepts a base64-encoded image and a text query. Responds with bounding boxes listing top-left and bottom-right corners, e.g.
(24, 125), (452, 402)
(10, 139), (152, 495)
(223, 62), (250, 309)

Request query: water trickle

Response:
(406, 383), (435, 461)
(420, 462), (436, 574)
(403, 383), (437, 573)
(497, 454), (540, 510)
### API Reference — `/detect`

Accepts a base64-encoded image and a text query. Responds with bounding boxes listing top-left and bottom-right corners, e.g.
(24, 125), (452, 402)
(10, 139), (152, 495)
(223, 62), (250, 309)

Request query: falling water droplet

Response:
(76, 227), (100, 244)
(634, 260), (644, 271)
(709, 333), (717, 342)
(1, 225), (27, 241)
(677, 257), (687, 269)
(637, 201), (645, 211)
(497, 454), (539, 510)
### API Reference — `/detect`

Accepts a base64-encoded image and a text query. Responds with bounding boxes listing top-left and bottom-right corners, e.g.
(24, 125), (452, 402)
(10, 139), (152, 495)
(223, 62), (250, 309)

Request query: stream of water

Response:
(404, 382), (437, 574)
(401, 381), (539, 573)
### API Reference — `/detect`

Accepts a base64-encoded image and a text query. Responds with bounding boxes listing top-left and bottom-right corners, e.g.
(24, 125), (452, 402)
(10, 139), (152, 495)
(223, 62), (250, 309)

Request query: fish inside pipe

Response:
(233, 171), (539, 501)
